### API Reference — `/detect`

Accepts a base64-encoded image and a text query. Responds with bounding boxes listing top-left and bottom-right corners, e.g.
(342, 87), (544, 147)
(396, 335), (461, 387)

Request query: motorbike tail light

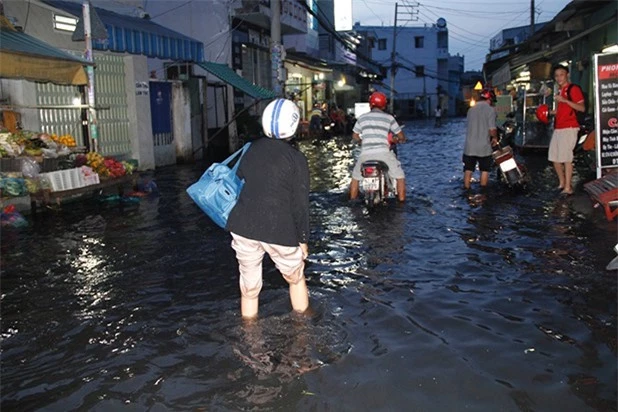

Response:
(363, 167), (375, 176)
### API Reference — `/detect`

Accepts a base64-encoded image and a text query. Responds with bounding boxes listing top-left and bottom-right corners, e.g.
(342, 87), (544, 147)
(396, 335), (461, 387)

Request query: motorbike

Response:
(573, 115), (596, 171)
(492, 117), (528, 187)
(321, 118), (337, 140)
(359, 132), (400, 208)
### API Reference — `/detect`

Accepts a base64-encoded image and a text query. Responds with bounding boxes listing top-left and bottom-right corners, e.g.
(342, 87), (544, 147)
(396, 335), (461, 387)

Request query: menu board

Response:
(595, 51), (618, 176)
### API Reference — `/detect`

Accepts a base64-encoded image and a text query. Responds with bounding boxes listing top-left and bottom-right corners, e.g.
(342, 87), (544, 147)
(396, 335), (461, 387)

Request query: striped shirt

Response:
(353, 108), (402, 155)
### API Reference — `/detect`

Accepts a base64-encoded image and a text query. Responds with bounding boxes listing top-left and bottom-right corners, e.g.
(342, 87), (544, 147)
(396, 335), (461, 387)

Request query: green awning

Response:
(198, 61), (277, 100)
(0, 16), (91, 85)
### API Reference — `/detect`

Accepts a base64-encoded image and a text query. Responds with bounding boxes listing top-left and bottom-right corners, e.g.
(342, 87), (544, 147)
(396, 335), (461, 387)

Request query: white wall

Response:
(123, 54), (155, 170)
(0, 79), (40, 132)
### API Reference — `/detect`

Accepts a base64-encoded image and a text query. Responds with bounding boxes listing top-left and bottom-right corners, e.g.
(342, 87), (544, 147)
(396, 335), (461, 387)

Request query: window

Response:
(415, 65), (424, 77)
(53, 14), (77, 32)
(378, 39), (387, 50)
(415, 36), (424, 48)
(368, 38), (375, 49)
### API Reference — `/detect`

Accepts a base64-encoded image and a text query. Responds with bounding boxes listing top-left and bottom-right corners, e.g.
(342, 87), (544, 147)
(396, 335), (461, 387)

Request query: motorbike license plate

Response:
(362, 178), (379, 191)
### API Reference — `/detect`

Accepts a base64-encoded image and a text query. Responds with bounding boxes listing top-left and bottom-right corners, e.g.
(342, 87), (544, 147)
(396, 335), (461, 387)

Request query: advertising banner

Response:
(595, 52), (618, 177)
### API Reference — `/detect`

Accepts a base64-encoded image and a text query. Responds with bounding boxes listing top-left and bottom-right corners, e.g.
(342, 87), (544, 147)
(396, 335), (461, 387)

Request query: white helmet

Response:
(261, 98), (300, 139)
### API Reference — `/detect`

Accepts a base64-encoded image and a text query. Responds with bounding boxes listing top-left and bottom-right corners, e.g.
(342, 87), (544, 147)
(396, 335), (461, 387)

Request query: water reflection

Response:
(0, 119), (615, 411)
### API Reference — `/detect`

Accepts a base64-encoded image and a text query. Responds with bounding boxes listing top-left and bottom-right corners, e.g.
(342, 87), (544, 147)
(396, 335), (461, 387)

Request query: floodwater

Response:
(1, 118), (616, 411)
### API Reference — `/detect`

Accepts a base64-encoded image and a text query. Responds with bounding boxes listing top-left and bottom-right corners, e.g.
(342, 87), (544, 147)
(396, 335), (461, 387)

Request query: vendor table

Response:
(30, 174), (136, 211)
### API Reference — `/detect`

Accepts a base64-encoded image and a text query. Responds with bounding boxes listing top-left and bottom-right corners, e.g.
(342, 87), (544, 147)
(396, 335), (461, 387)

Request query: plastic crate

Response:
(65, 168), (84, 189)
(40, 171), (65, 192)
(0, 158), (24, 172)
(82, 172), (100, 186)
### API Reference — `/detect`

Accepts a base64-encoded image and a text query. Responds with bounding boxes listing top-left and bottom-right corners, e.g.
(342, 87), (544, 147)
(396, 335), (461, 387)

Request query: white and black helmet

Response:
(261, 98), (300, 139)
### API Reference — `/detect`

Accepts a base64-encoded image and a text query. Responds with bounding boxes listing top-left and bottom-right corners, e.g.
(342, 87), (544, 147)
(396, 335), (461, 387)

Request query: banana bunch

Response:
(51, 133), (77, 147)
(86, 151), (108, 177)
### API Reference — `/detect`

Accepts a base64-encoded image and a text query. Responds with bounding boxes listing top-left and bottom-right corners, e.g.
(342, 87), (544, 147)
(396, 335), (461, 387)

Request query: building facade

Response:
(353, 18), (461, 119)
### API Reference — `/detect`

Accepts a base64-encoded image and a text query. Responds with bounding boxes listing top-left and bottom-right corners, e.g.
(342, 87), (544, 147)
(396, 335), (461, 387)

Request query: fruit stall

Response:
(0, 129), (137, 213)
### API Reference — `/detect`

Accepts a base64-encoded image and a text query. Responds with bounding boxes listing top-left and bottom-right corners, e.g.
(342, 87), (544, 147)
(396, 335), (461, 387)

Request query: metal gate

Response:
(93, 54), (131, 156)
(36, 53), (131, 157)
(36, 83), (84, 145)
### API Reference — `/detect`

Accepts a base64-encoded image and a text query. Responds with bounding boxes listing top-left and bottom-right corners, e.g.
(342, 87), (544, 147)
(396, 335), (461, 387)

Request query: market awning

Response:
(43, 0), (204, 62)
(197, 61), (277, 100)
(0, 17), (90, 85)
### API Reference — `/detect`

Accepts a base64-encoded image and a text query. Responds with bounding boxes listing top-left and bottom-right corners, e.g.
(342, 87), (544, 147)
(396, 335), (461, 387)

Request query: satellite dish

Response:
(436, 18), (447, 28)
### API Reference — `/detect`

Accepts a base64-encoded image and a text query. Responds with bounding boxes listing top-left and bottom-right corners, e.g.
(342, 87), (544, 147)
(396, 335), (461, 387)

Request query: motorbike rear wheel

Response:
(506, 169), (522, 186)
(365, 191), (377, 209)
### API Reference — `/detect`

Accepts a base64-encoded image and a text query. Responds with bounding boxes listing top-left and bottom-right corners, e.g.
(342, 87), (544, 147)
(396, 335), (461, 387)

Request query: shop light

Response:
(519, 70), (530, 76)
(602, 44), (618, 53)
(470, 99), (476, 107)
(72, 93), (82, 106)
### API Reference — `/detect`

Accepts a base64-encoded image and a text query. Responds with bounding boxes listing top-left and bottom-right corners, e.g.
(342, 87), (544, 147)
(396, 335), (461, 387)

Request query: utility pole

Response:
(388, 2), (419, 113)
(83, 0), (98, 153)
(389, 3), (398, 113)
(530, 0), (535, 36)
(271, 0), (284, 97)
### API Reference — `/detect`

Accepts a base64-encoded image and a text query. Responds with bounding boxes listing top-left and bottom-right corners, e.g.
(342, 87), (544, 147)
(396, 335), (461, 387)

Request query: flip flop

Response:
(560, 190), (573, 196)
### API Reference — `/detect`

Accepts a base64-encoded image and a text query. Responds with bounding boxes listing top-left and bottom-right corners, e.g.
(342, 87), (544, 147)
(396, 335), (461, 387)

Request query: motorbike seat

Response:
(361, 160), (389, 171)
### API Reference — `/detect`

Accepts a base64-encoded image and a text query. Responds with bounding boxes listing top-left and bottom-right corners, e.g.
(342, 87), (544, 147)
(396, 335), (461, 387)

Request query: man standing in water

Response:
(463, 88), (498, 189)
(349, 91), (406, 202)
(226, 99), (310, 319)
(548, 64), (585, 196)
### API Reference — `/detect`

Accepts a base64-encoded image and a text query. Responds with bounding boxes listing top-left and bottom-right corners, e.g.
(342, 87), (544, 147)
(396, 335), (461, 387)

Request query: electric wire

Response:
(149, 1), (193, 19)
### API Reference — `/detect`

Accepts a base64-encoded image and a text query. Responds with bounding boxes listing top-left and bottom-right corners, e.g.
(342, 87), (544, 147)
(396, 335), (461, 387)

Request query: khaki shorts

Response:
(352, 151), (405, 180)
(230, 233), (305, 300)
(548, 127), (578, 163)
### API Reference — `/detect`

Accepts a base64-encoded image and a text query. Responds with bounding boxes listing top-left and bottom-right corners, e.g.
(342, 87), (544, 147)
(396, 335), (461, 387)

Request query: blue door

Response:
(150, 82), (172, 146)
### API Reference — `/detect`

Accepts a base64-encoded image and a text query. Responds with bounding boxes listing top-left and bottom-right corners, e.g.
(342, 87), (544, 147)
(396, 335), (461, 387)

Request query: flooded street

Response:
(1, 118), (616, 411)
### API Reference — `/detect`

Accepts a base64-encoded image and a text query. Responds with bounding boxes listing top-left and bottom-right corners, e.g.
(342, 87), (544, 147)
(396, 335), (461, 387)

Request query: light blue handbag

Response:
(186, 143), (251, 229)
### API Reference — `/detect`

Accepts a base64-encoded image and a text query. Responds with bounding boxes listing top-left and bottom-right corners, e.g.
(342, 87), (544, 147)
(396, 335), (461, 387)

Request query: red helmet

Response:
(536, 104), (550, 124)
(369, 92), (387, 110)
(479, 87), (495, 101)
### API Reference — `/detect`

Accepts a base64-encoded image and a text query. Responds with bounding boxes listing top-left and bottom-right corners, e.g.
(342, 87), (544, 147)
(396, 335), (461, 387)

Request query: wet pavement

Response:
(1, 117), (616, 411)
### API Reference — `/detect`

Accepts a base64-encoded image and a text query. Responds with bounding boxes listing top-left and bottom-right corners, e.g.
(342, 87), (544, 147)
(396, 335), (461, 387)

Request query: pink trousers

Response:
(230, 233), (305, 300)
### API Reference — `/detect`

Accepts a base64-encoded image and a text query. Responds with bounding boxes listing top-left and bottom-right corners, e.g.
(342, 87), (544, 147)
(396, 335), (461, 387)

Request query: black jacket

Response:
(226, 138), (310, 247)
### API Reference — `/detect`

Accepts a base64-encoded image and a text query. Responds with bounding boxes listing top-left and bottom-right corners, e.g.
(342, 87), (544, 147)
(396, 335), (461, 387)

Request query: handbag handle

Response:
(221, 142), (252, 173)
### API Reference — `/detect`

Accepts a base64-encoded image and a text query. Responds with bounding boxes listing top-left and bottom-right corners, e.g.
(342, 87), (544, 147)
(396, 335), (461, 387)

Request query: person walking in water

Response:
(434, 106), (442, 127)
(226, 99), (310, 319)
(462, 88), (498, 189)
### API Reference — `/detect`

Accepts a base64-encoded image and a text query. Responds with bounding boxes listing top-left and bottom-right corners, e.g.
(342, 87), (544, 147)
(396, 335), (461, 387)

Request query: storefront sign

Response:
(135, 82), (149, 96)
(594, 51), (618, 177)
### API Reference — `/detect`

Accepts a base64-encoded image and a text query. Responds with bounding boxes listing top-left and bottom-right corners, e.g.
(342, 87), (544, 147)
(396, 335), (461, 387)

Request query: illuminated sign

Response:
(334, 0), (352, 31)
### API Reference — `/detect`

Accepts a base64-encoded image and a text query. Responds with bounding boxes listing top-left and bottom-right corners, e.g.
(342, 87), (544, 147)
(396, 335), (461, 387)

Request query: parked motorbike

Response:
(359, 132), (400, 208)
(492, 117), (527, 187)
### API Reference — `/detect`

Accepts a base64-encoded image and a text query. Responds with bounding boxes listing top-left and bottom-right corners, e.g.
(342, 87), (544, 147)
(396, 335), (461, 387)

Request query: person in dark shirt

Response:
(226, 98), (310, 319)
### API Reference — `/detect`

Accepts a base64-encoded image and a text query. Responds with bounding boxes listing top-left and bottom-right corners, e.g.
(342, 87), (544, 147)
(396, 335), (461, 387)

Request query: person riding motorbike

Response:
(349, 92), (406, 202)
(309, 103), (324, 139)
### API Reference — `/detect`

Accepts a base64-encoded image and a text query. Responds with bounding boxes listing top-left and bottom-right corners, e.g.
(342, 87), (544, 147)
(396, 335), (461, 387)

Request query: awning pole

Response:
(83, 1), (99, 153)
